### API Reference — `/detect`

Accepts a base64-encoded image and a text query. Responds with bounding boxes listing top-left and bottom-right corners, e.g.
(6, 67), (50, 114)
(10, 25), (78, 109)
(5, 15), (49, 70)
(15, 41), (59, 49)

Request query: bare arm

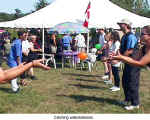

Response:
(22, 51), (28, 56)
(0, 59), (50, 83)
(53, 39), (57, 46)
(17, 56), (21, 65)
(123, 49), (134, 56)
(30, 46), (42, 52)
(112, 51), (150, 67)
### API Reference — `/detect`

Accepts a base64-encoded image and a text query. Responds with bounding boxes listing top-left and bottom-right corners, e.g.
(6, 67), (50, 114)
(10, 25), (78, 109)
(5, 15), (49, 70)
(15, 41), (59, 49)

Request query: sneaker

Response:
(104, 80), (109, 83)
(30, 76), (38, 80)
(124, 105), (139, 110)
(102, 75), (109, 80)
(111, 87), (120, 92)
(110, 86), (116, 89)
(12, 87), (20, 93)
(105, 80), (112, 85)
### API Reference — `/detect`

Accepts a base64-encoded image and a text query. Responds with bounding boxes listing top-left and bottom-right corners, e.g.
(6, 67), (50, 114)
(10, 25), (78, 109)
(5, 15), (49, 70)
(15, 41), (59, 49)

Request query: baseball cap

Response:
(98, 25), (105, 30)
(117, 19), (132, 26)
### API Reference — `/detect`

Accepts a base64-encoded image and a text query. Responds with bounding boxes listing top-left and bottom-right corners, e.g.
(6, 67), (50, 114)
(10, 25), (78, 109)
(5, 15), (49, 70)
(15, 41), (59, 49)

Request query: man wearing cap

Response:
(117, 19), (140, 110)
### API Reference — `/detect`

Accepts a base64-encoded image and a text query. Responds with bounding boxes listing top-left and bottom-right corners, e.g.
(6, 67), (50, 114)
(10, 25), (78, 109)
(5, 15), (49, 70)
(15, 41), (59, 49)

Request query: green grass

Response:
(0, 61), (150, 113)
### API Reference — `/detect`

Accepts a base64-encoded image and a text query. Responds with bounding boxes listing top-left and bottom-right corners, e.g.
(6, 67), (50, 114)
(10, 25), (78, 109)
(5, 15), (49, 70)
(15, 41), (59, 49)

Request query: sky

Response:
(0, 0), (150, 14)
(0, 0), (54, 13)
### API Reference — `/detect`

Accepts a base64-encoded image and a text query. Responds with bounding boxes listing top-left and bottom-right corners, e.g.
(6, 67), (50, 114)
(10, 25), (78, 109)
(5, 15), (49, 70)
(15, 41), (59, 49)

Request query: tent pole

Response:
(87, 32), (89, 53)
(42, 27), (45, 60)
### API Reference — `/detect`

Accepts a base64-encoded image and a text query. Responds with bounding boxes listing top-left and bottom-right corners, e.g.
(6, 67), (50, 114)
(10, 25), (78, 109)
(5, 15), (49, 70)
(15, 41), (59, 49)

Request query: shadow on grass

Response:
(0, 109), (6, 113)
(0, 87), (12, 93)
(62, 73), (103, 77)
(69, 84), (107, 90)
(58, 94), (121, 106)
(75, 78), (104, 83)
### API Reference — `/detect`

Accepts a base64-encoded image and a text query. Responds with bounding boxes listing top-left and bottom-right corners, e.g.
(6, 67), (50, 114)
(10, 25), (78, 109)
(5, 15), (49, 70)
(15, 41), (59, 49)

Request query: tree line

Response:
(0, 0), (150, 22)
(110, 0), (150, 17)
(0, 0), (50, 22)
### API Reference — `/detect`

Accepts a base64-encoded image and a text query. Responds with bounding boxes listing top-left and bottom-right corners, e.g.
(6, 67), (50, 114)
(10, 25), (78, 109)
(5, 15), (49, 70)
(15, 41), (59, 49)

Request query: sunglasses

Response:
(141, 32), (150, 36)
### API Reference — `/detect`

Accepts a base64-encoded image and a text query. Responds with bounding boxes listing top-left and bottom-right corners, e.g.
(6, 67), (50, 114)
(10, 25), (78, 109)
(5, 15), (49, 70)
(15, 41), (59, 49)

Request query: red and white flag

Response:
(83, 1), (91, 28)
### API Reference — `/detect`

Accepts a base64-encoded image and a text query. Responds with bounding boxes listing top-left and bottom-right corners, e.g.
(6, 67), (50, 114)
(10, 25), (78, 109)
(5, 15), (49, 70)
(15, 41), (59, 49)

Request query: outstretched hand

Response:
(32, 59), (50, 70)
(111, 50), (123, 60)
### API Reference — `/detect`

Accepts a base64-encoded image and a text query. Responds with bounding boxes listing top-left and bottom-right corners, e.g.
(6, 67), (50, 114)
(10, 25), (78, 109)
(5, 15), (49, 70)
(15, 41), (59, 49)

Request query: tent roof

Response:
(89, 0), (150, 28)
(0, 0), (150, 28)
(0, 0), (87, 28)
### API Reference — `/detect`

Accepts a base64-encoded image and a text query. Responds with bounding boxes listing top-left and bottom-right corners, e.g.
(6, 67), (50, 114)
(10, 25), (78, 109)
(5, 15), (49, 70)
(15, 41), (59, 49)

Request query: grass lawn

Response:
(0, 61), (150, 113)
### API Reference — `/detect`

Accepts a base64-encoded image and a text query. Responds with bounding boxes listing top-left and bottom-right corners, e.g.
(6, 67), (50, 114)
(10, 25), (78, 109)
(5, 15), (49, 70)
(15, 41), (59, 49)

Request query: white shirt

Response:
(110, 41), (121, 67)
(99, 33), (106, 47)
(109, 41), (120, 53)
(75, 34), (86, 47)
(22, 40), (31, 54)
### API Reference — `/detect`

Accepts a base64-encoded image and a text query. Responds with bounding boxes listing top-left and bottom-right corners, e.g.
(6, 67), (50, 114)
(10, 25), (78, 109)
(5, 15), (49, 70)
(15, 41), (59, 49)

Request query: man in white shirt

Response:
(75, 33), (86, 53)
(22, 38), (31, 58)
(20, 33), (31, 85)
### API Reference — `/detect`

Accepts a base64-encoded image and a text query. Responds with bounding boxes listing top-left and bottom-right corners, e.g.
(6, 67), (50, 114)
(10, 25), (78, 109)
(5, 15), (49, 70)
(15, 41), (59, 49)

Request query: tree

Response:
(35, 0), (49, 11)
(110, 0), (150, 18)
(0, 12), (14, 22)
(14, 8), (23, 19)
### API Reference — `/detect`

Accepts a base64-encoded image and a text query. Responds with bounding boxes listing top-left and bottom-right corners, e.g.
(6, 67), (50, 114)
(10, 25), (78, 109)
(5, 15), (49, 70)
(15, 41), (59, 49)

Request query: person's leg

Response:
(105, 63), (112, 84)
(104, 62), (109, 74)
(28, 67), (37, 80)
(112, 66), (120, 87)
(124, 67), (141, 110)
(103, 48), (109, 75)
(129, 67), (141, 106)
(28, 67), (34, 76)
(108, 63), (113, 80)
(77, 47), (81, 63)
(122, 64), (130, 102)
(11, 78), (19, 92)
(81, 47), (85, 53)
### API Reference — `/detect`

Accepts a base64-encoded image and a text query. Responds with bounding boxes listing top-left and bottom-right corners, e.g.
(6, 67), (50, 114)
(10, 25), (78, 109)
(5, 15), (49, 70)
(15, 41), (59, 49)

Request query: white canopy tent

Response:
(0, 0), (87, 28)
(0, 0), (150, 28)
(89, 0), (150, 28)
(0, 0), (150, 54)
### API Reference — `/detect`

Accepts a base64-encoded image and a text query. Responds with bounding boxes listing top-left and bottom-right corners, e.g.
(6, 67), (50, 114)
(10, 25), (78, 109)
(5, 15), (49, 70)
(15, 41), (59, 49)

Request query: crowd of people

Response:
(0, 18), (150, 111)
(95, 18), (150, 111)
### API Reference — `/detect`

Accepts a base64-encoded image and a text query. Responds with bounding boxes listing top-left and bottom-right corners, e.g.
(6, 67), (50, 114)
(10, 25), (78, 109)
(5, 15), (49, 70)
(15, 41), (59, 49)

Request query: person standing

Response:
(98, 27), (109, 80)
(7, 31), (27, 93)
(62, 34), (72, 51)
(49, 33), (57, 54)
(21, 32), (31, 84)
(108, 31), (121, 91)
(75, 33), (86, 53)
(28, 35), (42, 80)
(112, 25), (150, 110)
(117, 19), (140, 110)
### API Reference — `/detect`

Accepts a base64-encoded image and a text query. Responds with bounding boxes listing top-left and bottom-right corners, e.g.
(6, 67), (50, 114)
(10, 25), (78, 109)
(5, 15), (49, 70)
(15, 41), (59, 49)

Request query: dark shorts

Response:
(102, 48), (109, 57)
(97, 48), (108, 61)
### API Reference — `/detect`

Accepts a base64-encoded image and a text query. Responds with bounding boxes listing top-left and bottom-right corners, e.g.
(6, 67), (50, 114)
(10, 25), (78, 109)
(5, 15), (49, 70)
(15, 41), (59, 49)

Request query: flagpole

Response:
(87, 32), (89, 53)
(83, 0), (91, 53)
(42, 25), (45, 60)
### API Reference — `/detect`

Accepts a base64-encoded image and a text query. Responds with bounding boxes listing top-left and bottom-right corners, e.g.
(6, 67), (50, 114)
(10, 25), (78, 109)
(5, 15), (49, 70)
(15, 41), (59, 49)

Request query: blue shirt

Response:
(62, 35), (72, 47)
(120, 32), (137, 54)
(8, 39), (22, 67)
